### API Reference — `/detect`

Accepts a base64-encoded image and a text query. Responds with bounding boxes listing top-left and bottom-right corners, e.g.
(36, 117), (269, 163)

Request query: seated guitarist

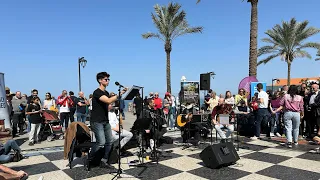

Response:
(211, 98), (235, 143)
(180, 103), (204, 144)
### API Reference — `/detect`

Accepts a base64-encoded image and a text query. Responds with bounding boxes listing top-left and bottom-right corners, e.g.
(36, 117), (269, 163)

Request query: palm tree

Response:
(196, 0), (259, 77)
(247, 0), (258, 77)
(258, 18), (320, 85)
(142, 2), (203, 93)
(316, 50), (320, 60)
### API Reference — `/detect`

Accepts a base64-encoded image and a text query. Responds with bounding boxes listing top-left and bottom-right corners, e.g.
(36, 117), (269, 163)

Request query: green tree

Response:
(196, 0), (259, 77)
(142, 2), (203, 93)
(258, 18), (320, 85)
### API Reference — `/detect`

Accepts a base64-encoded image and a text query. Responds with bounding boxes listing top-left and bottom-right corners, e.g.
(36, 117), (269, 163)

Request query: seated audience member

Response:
(211, 98), (235, 142)
(0, 164), (28, 180)
(108, 104), (133, 149)
(139, 98), (167, 149)
(0, 140), (25, 164)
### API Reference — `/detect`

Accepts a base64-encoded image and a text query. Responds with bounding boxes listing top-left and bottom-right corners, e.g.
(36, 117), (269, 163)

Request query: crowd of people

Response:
(1, 75), (319, 178)
(199, 82), (320, 147)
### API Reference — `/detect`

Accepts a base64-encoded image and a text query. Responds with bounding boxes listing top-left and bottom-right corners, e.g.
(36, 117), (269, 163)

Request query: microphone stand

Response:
(111, 86), (124, 180)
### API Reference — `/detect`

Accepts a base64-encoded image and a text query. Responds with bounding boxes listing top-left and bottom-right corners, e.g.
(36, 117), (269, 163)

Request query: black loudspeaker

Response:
(200, 73), (210, 90)
(199, 142), (240, 169)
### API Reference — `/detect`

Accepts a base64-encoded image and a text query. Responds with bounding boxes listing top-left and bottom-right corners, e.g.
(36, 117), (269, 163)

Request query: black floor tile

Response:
(238, 143), (270, 151)
(274, 143), (316, 152)
(257, 165), (320, 180)
(159, 143), (176, 150)
(188, 166), (250, 180)
(241, 152), (290, 164)
(155, 152), (183, 162)
(63, 166), (116, 180)
(12, 162), (59, 176)
(125, 162), (182, 180)
(296, 152), (320, 161)
(43, 151), (64, 161)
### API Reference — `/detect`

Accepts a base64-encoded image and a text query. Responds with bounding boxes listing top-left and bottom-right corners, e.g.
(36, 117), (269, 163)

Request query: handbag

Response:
(49, 100), (58, 112)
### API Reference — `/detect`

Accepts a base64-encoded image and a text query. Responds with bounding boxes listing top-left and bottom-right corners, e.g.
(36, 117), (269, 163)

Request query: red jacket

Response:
(57, 95), (74, 107)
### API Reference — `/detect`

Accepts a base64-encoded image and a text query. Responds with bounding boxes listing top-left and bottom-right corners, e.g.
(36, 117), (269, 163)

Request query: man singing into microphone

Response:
(86, 72), (127, 170)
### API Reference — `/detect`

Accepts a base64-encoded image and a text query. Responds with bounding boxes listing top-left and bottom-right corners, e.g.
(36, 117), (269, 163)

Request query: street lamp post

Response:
(271, 78), (280, 93)
(78, 57), (87, 92)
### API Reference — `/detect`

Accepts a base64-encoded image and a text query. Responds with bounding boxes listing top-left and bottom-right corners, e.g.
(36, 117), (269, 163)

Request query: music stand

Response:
(122, 85), (142, 101)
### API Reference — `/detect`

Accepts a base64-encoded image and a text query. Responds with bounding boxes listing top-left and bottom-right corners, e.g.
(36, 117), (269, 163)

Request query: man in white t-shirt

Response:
(108, 104), (133, 149)
(251, 83), (269, 140)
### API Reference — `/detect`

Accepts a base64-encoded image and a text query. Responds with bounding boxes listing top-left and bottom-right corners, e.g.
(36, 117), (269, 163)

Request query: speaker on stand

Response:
(200, 73), (211, 91)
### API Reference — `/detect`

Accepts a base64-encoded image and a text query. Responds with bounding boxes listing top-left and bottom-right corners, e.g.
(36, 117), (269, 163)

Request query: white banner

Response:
(0, 73), (11, 129)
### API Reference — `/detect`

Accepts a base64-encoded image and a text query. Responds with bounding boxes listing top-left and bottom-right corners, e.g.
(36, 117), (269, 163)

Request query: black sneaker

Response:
(84, 158), (91, 171)
(287, 142), (292, 148)
(28, 142), (34, 146)
(100, 161), (114, 169)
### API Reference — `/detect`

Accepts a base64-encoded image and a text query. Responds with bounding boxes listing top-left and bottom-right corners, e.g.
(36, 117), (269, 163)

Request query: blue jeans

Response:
(0, 140), (21, 163)
(255, 108), (270, 137)
(89, 122), (114, 162)
(76, 113), (87, 123)
(271, 109), (280, 133)
(120, 109), (125, 119)
(26, 115), (31, 133)
(168, 113), (175, 129)
(283, 111), (300, 143)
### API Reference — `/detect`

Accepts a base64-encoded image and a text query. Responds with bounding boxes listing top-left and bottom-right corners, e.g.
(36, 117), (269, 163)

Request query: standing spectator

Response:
(133, 93), (142, 120)
(69, 91), (77, 123)
(164, 92), (175, 130)
(273, 85), (304, 148)
(153, 92), (162, 110)
(43, 92), (56, 111)
(88, 94), (93, 119)
(57, 90), (73, 129)
(309, 83), (320, 136)
(26, 97), (42, 146)
(75, 91), (89, 123)
(11, 91), (27, 137)
(251, 83), (269, 140)
(269, 91), (282, 137)
(225, 91), (235, 105)
(26, 89), (40, 133)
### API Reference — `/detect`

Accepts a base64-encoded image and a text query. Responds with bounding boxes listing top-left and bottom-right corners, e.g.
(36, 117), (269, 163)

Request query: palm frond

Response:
(299, 42), (320, 50)
(142, 32), (164, 41)
(257, 53), (281, 66)
(258, 45), (278, 56)
(294, 49), (312, 59)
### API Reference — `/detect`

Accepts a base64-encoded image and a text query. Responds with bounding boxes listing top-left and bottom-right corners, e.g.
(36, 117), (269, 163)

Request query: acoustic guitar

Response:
(176, 113), (193, 127)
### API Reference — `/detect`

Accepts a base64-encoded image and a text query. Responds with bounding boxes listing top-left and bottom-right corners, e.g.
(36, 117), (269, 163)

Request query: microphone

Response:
(115, 81), (124, 88)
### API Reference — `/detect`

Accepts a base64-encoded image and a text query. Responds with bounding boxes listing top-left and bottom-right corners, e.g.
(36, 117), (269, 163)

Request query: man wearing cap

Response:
(11, 91), (27, 137)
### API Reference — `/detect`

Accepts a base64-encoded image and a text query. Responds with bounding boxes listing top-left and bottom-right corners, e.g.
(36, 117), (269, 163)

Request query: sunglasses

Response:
(104, 78), (110, 81)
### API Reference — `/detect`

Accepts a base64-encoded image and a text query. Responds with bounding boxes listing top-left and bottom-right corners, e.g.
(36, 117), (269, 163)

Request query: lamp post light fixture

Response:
(78, 57), (87, 92)
(271, 78), (280, 93)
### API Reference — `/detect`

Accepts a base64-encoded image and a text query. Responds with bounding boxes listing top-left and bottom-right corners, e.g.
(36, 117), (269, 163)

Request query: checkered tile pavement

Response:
(5, 131), (320, 180)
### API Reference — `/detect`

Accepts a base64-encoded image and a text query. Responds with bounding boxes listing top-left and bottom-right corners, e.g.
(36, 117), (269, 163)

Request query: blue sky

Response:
(1, 0), (320, 99)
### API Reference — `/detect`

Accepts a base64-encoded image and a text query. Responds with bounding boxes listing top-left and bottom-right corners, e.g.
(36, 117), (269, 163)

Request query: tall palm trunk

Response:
(165, 42), (172, 93)
(287, 62), (291, 86)
(248, 0), (258, 77)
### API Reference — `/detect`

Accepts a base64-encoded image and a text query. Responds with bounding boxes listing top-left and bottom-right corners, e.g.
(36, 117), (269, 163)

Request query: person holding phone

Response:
(26, 97), (42, 146)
